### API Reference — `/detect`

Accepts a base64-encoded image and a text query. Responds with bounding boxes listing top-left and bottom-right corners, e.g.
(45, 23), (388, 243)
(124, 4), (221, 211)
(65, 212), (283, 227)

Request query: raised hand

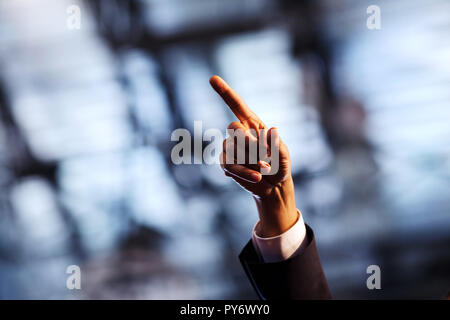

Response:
(209, 75), (298, 237)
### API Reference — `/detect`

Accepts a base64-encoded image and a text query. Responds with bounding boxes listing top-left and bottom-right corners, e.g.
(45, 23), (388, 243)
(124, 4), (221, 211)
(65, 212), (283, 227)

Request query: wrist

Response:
(253, 176), (298, 237)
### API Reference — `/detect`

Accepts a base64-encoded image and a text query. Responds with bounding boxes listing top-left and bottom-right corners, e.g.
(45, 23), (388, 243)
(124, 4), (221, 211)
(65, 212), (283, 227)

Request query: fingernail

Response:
(258, 161), (271, 175)
(251, 172), (261, 182)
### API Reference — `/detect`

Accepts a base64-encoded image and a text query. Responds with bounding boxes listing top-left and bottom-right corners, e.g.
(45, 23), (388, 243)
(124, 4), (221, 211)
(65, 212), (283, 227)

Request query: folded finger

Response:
(222, 163), (262, 183)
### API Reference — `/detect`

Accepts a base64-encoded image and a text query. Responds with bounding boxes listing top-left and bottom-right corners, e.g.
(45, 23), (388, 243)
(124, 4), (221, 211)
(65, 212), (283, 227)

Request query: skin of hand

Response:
(209, 75), (299, 238)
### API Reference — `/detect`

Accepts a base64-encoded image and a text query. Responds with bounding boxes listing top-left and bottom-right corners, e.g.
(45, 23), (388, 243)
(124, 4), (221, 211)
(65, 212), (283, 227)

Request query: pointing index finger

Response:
(209, 75), (261, 124)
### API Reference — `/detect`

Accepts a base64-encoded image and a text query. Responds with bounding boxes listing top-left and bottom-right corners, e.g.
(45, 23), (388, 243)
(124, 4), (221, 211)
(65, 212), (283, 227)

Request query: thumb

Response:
(266, 127), (291, 182)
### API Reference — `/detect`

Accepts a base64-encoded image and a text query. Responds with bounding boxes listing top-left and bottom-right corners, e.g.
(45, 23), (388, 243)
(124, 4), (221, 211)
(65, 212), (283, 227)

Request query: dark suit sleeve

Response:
(239, 224), (331, 300)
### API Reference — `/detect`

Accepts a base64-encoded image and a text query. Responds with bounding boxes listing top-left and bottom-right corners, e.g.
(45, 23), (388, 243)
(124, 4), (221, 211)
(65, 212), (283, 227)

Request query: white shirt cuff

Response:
(251, 210), (307, 263)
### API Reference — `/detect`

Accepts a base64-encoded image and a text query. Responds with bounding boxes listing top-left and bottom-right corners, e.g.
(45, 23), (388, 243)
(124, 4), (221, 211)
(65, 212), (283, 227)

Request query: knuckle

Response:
(227, 121), (241, 130)
(223, 87), (232, 97)
(222, 138), (229, 150)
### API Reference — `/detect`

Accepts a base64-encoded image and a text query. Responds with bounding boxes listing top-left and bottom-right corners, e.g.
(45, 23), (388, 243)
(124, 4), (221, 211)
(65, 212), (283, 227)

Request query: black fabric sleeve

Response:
(239, 224), (332, 300)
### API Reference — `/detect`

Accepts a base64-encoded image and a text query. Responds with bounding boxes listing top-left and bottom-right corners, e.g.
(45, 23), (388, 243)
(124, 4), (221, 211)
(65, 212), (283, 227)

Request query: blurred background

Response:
(0, 0), (449, 299)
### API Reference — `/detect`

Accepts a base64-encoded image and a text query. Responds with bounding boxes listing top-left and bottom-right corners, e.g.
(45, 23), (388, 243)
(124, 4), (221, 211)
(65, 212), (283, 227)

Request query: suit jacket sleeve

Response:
(239, 224), (332, 300)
